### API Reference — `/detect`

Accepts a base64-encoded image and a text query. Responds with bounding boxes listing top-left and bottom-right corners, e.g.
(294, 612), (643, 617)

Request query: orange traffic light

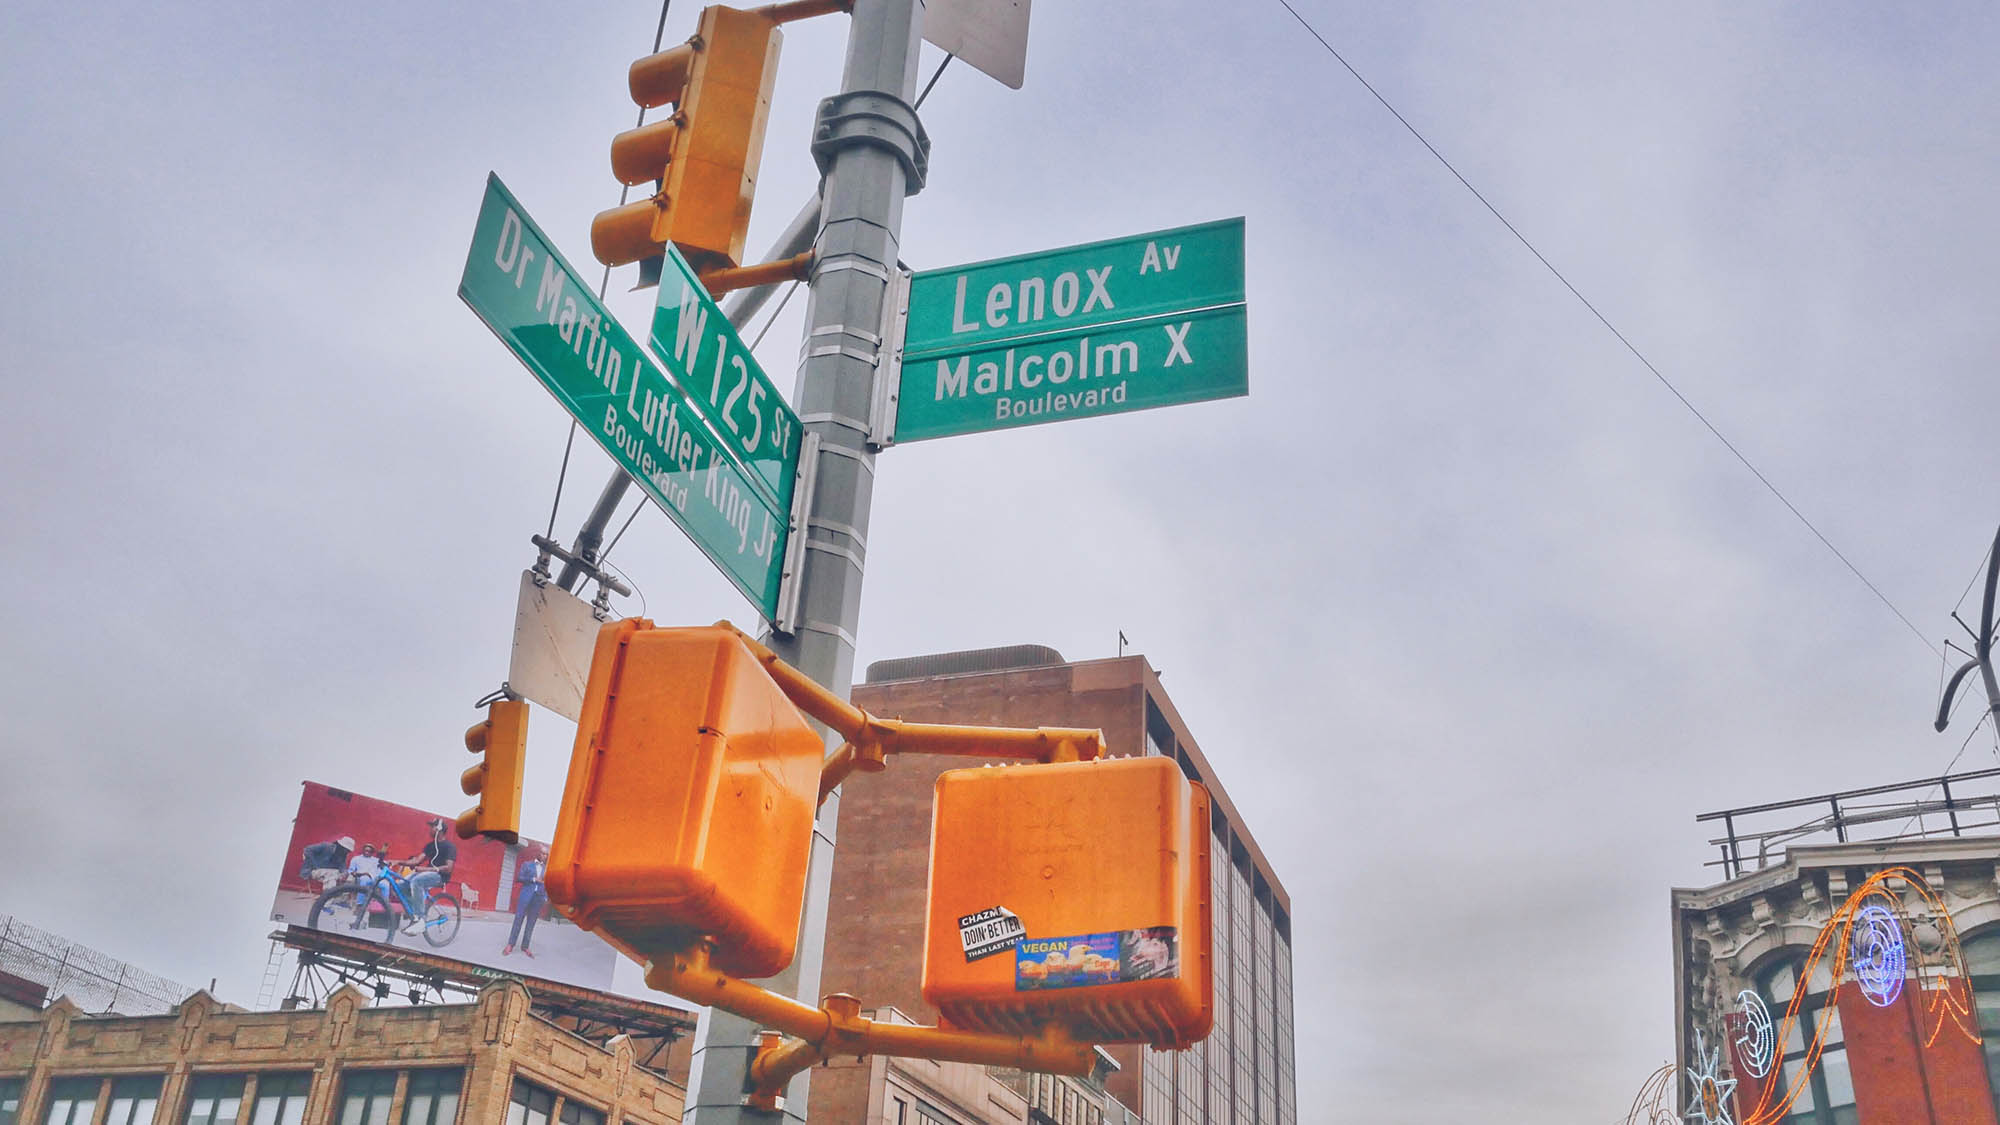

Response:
(546, 620), (823, 978)
(457, 698), (527, 843)
(592, 6), (783, 274)
(922, 756), (1214, 1049)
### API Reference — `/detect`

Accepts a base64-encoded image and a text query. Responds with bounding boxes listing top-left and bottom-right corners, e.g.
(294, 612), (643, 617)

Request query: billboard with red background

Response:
(270, 780), (617, 991)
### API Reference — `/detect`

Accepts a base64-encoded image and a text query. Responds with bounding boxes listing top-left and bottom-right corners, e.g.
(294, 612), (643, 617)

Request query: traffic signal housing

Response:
(922, 756), (1214, 1049)
(546, 620), (823, 979)
(592, 6), (783, 275)
(458, 698), (527, 843)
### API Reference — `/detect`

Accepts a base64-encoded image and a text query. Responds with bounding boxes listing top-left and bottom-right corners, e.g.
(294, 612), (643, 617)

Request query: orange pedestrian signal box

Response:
(922, 757), (1214, 1049)
(547, 620), (822, 979)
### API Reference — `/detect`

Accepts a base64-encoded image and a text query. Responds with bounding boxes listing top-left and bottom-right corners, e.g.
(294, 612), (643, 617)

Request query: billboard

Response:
(270, 781), (618, 991)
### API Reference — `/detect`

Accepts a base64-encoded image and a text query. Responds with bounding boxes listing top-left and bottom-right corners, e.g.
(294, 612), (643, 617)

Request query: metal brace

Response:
(772, 431), (821, 636)
(869, 266), (911, 447)
(810, 90), (930, 194)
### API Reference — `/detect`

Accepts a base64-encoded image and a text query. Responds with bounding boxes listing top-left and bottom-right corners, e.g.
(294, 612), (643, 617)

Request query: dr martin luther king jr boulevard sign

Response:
(886, 218), (1249, 443)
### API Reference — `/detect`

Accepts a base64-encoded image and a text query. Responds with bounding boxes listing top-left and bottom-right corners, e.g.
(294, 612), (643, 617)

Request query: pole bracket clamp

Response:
(811, 90), (930, 194)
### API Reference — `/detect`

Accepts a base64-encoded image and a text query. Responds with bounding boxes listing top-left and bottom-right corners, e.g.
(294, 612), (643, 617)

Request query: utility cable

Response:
(749, 280), (802, 350)
(544, 0), (675, 550)
(1270, 0), (1938, 659)
(601, 494), (653, 564)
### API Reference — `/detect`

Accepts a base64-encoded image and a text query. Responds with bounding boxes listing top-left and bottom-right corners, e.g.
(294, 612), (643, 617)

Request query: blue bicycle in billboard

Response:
(307, 865), (461, 948)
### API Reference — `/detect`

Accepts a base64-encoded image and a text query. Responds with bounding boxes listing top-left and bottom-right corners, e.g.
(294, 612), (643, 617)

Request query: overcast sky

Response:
(5, 1), (1999, 1121)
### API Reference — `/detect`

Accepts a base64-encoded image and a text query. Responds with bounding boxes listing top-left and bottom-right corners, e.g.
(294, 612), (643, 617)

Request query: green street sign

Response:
(649, 245), (801, 510)
(892, 219), (1248, 443)
(459, 174), (789, 620)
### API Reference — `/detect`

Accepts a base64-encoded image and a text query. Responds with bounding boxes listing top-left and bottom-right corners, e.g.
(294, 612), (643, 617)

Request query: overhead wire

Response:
(543, 0), (675, 551)
(1269, 0), (1939, 660)
(601, 49), (959, 574)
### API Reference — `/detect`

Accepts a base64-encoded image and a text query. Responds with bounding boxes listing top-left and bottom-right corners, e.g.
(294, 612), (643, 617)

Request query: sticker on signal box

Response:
(958, 906), (1026, 962)
(1015, 926), (1179, 990)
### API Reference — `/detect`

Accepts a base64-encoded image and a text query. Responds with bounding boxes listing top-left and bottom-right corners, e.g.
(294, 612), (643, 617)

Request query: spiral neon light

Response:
(1850, 904), (1906, 1008)
(1733, 990), (1775, 1078)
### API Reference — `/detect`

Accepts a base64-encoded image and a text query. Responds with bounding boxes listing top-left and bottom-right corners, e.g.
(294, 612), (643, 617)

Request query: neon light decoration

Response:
(1622, 1062), (1681, 1125)
(1684, 1030), (1739, 1125)
(1732, 867), (1980, 1125)
(1733, 989), (1775, 1078)
(1849, 904), (1907, 1007)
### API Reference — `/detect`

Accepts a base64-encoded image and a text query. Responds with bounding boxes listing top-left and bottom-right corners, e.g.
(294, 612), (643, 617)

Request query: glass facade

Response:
(400, 1071), (462, 1125)
(1964, 930), (2000, 1117)
(182, 1075), (244, 1125)
(1757, 958), (1856, 1125)
(1138, 696), (1296, 1125)
(248, 1074), (310, 1125)
(104, 1077), (162, 1125)
(335, 1072), (396, 1125)
(505, 1080), (555, 1125)
(40, 1079), (99, 1125)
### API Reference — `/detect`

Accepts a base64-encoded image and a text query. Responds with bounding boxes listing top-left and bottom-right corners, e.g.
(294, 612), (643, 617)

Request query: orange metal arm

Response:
(752, 0), (852, 24)
(713, 622), (1106, 806)
(699, 250), (814, 298)
(645, 945), (1095, 1110)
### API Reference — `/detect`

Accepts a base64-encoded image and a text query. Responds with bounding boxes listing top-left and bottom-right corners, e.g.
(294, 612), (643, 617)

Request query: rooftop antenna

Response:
(1936, 524), (2000, 733)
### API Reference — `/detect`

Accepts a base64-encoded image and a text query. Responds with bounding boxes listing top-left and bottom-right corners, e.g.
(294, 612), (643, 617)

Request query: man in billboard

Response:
(299, 836), (355, 890)
(503, 845), (548, 958)
(399, 818), (457, 912)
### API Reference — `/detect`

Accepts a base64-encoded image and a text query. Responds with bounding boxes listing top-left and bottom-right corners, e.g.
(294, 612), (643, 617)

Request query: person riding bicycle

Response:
(398, 818), (458, 924)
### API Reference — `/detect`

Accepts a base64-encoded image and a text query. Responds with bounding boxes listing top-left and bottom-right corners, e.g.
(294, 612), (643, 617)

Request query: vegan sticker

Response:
(1015, 926), (1178, 991)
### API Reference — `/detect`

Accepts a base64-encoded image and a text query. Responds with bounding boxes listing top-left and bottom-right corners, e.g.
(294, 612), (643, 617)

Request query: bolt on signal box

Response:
(922, 756), (1214, 1049)
(547, 620), (822, 979)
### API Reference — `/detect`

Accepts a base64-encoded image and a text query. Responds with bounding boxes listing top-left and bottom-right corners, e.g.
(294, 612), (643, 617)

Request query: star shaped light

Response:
(1684, 1030), (1739, 1125)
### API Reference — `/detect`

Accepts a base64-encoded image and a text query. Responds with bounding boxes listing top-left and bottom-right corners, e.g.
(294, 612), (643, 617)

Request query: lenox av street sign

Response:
(888, 218), (1248, 443)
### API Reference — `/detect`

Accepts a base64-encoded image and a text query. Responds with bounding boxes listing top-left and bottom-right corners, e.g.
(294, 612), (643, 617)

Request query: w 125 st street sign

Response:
(649, 244), (800, 511)
(458, 174), (789, 619)
(888, 218), (1248, 443)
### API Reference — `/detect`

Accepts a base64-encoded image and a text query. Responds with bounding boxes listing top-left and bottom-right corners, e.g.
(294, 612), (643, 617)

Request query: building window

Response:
(1758, 957), (1856, 1125)
(0, 1078), (21, 1125)
(1963, 930), (2000, 1117)
(336, 1071), (396, 1125)
(40, 1078), (100, 1125)
(104, 1077), (163, 1125)
(556, 1101), (603, 1125)
(505, 1079), (555, 1125)
(249, 1073), (312, 1125)
(183, 1075), (245, 1125)
(401, 1070), (462, 1125)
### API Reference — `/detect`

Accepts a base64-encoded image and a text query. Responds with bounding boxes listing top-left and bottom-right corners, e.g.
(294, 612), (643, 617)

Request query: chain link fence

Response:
(0, 913), (196, 1016)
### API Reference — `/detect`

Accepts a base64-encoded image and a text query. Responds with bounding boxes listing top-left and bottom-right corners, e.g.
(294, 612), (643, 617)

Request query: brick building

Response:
(1675, 772), (2000, 1125)
(0, 979), (684, 1124)
(810, 645), (1297, 1125)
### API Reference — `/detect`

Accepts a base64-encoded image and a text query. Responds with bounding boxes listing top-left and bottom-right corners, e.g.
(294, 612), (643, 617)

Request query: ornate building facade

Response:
(0, 980), (683, 1125)
(1673, 835), (2000, 1124)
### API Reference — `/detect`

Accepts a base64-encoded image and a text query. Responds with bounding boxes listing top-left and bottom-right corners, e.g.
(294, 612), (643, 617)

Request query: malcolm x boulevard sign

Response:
(889, 219), (1248, 443)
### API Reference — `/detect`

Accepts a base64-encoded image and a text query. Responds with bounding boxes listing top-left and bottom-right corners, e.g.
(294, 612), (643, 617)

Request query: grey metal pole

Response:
(556, 194), (824, 593)
(680, 1), (925, 1120)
